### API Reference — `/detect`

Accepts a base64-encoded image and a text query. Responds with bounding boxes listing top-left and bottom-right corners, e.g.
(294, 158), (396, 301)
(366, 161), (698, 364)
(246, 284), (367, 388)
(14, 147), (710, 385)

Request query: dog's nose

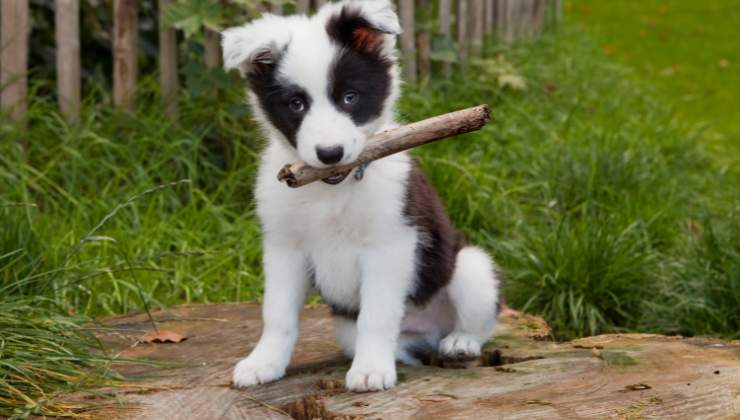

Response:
(315, 145), (344, 165)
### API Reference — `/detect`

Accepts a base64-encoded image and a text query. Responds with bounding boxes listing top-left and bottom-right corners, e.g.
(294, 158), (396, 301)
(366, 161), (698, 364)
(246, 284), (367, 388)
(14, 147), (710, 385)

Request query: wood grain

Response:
(277, 105), (491, 188)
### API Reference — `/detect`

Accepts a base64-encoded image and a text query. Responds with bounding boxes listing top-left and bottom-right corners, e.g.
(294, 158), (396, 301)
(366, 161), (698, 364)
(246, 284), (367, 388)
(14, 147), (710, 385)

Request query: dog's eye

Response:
(342, 91), (359, 106)
(289, 98), (305, 113)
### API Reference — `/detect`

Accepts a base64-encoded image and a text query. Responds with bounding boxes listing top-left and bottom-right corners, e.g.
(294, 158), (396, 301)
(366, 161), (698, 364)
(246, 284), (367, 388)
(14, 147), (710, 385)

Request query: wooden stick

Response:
(277, 104), (491, 188)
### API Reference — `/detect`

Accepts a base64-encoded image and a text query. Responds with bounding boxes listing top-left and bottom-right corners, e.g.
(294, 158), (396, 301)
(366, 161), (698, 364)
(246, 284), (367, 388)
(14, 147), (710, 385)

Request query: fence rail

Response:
(0, 0), (559, 125)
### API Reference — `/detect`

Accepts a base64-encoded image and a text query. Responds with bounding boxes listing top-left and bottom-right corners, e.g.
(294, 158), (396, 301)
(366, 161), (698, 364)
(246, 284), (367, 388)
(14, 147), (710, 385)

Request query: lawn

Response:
(1, 16), (739, 418)
(567, 0), (740, 165)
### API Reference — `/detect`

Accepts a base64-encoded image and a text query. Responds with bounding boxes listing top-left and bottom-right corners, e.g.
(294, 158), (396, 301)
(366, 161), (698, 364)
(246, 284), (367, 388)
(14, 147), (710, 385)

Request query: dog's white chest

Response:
(309, 232), (363, 308)
(256, 146), (413, 309)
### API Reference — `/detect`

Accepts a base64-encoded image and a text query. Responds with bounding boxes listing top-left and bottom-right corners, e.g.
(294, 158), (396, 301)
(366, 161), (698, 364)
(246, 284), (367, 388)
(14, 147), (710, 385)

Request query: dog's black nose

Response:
(316, 145), (344, 165)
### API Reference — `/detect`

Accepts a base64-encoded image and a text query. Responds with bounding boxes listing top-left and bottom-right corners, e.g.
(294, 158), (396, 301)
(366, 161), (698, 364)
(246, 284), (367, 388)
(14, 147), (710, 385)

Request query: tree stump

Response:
(92, 303), (740, 419)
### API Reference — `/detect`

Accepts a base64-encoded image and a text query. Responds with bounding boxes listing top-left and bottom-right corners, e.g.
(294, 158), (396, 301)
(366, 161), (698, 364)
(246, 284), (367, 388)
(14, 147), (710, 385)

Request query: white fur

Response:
(226, 0), (500, 392)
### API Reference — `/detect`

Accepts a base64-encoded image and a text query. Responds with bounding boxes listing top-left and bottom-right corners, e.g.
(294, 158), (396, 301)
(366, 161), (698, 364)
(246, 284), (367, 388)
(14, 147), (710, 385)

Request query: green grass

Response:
(567, 0), (740, 165)
(1, 22), (739, 416)
(0, 298), (117, 418)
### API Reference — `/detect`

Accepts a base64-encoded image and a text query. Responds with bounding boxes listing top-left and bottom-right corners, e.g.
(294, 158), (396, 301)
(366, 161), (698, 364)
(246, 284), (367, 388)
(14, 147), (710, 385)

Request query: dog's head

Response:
(222, 0), (401, 168)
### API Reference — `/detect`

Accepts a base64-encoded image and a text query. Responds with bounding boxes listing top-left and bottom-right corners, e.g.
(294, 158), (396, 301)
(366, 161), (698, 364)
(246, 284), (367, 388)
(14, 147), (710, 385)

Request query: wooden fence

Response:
(0, 0), (560, 125)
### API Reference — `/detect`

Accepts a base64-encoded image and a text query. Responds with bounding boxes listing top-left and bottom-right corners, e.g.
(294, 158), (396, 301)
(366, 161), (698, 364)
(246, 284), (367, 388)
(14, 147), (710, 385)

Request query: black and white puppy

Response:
(222, 0), (500, 392)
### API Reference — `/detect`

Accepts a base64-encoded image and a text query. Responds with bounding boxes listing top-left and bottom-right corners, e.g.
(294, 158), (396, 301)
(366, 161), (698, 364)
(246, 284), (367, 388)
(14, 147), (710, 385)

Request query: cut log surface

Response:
(91, 303), (740, 419)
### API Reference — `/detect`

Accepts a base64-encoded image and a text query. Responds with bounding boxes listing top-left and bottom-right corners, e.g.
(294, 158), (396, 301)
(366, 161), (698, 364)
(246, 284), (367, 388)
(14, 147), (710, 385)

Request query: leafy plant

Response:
(164, 0), (295, 37)
(164, 0), (225, 37)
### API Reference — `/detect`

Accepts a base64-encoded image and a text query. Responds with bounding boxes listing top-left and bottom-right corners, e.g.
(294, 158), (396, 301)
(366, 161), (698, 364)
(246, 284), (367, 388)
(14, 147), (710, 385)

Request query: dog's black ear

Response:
(326, 1), (400, 54)
(222, 15), (291, 76)
(248, 47), (277, 77)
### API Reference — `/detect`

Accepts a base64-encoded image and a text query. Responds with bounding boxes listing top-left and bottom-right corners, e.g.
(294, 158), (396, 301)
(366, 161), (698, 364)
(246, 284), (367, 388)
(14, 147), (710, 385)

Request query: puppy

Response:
(222, 0), (500, 392)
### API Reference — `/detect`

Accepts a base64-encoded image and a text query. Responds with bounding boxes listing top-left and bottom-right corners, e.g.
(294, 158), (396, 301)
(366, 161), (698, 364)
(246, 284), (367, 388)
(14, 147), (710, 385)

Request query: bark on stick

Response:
(277, 104), (491, 188)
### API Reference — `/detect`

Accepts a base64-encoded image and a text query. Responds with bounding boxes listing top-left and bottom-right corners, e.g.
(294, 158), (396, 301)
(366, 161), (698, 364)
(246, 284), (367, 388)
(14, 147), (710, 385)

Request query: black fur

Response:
(329, 303), (360, 320)
(247, 57), (311, 148)
(403, 161), (465, 306)
(327, 162), (464, 320)
(325, 7), (392, 124)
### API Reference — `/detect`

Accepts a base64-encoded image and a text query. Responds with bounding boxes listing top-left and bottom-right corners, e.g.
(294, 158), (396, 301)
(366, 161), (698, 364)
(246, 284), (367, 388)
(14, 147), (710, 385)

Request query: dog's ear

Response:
(325, 0), (401, 54)
(222, 15), (293, 77)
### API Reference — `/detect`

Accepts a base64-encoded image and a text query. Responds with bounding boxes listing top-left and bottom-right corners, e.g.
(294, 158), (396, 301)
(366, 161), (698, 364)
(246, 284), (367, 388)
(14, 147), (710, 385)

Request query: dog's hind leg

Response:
(439, 246), (500, 357)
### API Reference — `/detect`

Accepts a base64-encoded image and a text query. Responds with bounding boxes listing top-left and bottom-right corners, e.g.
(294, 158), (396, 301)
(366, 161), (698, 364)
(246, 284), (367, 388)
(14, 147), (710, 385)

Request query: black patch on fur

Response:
(247, 56), (311, 148)
(326, 7), (392, 124)
(403, 161), (466, 306)
(329, 303), (360, 320)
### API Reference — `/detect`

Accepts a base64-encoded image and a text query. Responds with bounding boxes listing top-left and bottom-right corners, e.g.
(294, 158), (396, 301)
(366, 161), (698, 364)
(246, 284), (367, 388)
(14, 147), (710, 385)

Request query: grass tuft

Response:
(0, 299), (116, 418)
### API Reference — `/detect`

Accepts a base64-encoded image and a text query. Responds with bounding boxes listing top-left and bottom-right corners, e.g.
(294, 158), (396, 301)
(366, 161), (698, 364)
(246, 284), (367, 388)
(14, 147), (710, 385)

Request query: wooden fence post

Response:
(438, 0), (451, 75)
(416, 0), (430, 82)
(113, 0), (138, 111)
(56, 0), (81, 123)
(204, 28), (221, 98)
(296, 0), (310, 15)
(533, 0), (547, 37)
(1, 0), (30, 125)
(549, 0), (562, 25)
(470, 0), (484, 55)
(399, 0), (416, 84)
(314, 0), (326, 10)
(456, 0), (468, 60)
(484, 0), (494, 35)
(204, 29), (221, 69)
(159, 0), (178, 118)
(499, 0), (516, 43)
(494, 0), (507, 42)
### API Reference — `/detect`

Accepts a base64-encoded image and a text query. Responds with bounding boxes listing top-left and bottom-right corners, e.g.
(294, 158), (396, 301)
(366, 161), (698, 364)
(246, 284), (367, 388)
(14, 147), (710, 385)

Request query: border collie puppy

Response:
(222, 0), (500, 392)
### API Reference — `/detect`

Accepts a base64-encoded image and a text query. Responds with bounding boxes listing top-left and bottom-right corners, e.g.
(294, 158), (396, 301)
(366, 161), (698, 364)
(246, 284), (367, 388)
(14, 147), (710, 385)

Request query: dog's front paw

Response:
(345, 364), (397, 392)
(439, 332), (482, 358)
(232, 357), (286, 388)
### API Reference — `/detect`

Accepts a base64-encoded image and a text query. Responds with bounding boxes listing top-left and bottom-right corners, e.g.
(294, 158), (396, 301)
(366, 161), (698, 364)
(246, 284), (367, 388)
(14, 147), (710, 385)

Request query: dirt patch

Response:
(280, 378), (348, 420)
